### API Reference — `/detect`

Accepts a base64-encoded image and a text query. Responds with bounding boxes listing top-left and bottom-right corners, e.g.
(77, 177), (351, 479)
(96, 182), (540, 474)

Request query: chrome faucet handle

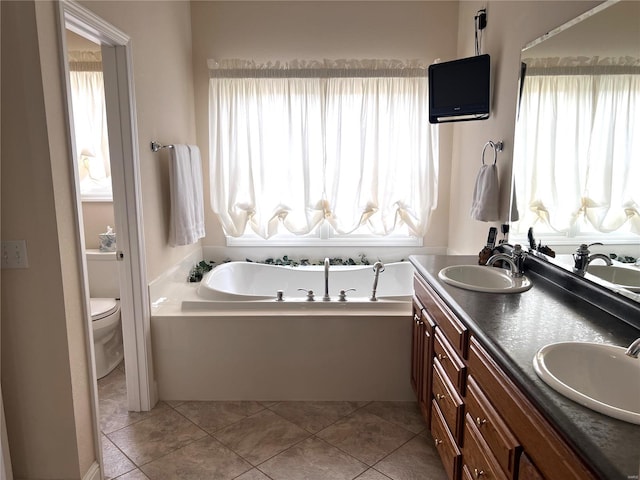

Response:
(625, 338), (640, 358)
(338, 288), (356, 301)
(297, 288), (315, 301)
(276, 290), (284, 302)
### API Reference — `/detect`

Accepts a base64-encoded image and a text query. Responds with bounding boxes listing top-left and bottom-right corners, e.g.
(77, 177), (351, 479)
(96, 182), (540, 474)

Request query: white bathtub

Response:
(151, 260), (415, 401)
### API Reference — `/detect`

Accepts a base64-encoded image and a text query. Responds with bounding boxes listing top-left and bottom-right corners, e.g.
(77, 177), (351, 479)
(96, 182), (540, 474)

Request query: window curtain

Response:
(208, 59), (438, 239)
(513, 56), (640, 235)
(68, 51), (112, 200)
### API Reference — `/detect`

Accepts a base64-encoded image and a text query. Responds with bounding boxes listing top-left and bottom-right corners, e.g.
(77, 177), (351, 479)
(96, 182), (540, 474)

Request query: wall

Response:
(447, 0), (602, 254)
(191, 1), (459, 260)
(78, 0), (199, 282)
(1, 1), (95, 477)
(82, 203), (115, 250)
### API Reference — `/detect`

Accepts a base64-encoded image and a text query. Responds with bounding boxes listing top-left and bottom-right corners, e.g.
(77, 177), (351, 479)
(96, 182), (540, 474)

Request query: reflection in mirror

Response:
(511, 1), (639, 246)
(66, 30), (113, 202)
(510, 1), (640, 301)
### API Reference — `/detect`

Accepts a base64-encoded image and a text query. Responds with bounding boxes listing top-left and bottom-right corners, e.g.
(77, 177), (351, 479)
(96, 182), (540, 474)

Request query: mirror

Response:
(511, 1), (640, 300)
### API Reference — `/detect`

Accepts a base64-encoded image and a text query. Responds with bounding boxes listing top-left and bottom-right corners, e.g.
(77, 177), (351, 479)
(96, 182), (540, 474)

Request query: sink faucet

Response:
(323, 257), (331, 301)
(573, 243), (612, 276)
(485, 244), (526, 277)
(625, 338), (640, 358)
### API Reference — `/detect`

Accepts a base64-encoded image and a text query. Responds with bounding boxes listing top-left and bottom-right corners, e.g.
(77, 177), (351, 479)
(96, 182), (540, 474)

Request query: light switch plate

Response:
(1, 240), (29, 269)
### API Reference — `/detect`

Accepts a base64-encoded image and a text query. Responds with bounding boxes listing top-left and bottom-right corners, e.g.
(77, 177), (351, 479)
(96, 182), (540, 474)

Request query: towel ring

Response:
(481, 140), (504, 165)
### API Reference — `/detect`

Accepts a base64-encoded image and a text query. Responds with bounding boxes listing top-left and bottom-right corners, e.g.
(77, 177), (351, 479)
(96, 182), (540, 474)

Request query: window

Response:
(512, 57), (640, 241)
(68, 50), (112, 201)
(208, 59), (438, 245)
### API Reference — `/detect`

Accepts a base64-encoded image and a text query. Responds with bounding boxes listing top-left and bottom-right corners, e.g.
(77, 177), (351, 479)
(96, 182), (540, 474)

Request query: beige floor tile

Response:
(362, 401), (426, 434)
(107, 409), (207, 465)
(101, 434), (136, 479)
(355, 469), (393, 480)
(140, 436), (252, 479)
(213, 409), (310, 465)
(98, 368), (170, 434)
(175, 401), (265, 433)
(114, 469), (149, 480)
(235, 469), (273, 480)
(317, 410), (414, 466)
(374, 434), (447, 480)
(259, 437), (367, 480)
(268, 401), (367, 433)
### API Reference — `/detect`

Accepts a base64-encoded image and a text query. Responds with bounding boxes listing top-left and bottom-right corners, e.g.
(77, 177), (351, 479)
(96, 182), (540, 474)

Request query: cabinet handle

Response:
(475, 417), (487, 427)
(414, 314), (421, 322)
(436, 393), (446, 401)
(437, 353), (448, 362)
(474, 468), (485, 478)
(434, 438), (443, 447)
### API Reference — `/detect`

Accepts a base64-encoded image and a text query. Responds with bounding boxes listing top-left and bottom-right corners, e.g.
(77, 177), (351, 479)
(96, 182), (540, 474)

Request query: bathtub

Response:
(151, 260), (416, 401)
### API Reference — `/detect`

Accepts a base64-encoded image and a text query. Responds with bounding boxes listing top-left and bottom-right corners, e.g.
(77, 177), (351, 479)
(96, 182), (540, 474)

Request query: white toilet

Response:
(86, 249), (123, 379)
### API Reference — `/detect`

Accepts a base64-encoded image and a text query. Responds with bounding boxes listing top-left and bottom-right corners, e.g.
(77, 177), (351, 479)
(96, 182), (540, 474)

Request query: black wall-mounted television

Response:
(428, 54), (490, 124)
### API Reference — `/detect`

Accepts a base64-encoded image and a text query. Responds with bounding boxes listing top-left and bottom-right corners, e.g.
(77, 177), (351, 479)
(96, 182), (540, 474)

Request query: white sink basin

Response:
(438, 265), (532, 293)
(533, 342), (640, 424)
(587, 265), (640, 292)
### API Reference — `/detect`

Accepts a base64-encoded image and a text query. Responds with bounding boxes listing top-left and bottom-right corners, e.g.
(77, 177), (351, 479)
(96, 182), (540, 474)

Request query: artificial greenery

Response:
(188, 253), (404, 282)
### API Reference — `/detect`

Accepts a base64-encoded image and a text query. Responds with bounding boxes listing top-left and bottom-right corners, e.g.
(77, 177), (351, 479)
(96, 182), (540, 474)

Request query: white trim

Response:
(82, 462), (101, 480)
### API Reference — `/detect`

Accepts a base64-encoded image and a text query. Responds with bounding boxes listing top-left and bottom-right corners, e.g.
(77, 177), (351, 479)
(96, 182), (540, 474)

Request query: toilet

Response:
(86, 249), (123, 379)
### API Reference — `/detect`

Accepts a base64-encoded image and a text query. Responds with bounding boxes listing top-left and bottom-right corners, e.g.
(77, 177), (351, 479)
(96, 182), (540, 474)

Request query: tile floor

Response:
(98, 365), (447, 480)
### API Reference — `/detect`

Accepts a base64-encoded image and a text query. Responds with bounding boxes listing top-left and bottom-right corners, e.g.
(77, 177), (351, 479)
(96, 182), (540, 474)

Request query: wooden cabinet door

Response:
(411, 297), (425, 398)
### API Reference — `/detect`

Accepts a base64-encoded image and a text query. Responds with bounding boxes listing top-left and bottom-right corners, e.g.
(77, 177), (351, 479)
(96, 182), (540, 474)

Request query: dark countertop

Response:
(409, 254), (640, 480)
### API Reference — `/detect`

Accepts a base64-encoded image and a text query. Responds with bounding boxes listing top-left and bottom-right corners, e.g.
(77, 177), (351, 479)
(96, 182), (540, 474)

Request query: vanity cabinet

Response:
(411, 274), (597, 480)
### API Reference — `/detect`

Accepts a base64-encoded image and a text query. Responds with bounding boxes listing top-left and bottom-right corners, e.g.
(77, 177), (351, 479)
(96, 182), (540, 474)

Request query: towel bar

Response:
(151, 140), (174, 152)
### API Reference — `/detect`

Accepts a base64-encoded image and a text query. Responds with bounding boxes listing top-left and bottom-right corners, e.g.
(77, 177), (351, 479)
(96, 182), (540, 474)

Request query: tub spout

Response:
(370, 261), (385, 301)
(323, 257), (331, 301)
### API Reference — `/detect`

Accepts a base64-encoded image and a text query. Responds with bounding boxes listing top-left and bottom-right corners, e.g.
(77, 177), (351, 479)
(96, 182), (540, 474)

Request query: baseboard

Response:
(82, 462), (101, 480)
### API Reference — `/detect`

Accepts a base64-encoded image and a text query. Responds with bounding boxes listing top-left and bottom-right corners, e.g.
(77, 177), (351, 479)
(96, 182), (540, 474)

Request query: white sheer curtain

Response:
(68, 51), (112, 200)
(513, 57), (640, 236)
(209, 59), (438, 239)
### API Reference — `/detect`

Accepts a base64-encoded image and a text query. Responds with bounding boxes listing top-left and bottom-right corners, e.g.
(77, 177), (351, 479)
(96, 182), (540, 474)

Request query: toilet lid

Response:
(90, 298), (119, 321)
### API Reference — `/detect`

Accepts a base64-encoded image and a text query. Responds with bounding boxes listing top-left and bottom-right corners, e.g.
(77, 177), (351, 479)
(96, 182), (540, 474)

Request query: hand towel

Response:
(169, 144), (205, 246)
(470, 163), (500, 221)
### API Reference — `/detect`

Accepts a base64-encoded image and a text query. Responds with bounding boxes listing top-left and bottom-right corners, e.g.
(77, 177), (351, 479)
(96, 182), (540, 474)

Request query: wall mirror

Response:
(510, 0), (640, 300)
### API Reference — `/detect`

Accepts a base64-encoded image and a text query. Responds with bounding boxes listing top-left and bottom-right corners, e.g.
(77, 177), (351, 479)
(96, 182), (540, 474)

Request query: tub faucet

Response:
(485, 244), (526, 277)
(573, 243), (612, 276)
(323, 257), (331, 301)
(625, 338), (640, 358)
(370, 261), (385, 301)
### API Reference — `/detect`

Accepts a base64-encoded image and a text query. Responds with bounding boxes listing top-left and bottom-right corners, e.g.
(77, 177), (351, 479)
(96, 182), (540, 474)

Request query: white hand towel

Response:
(169, 144), (205, 246)
(470, 164), (500, 221)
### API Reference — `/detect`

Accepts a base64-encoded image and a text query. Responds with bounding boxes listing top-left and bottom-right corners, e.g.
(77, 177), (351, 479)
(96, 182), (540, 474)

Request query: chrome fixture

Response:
(338, 288), (356, 302)
(625, 338), (640, 358)
(485, 244), (526, 277)
(573, 243), (612, 276)
(370, 261), (385, 301)
(276, 290), (284, 302)
(323, 257), (331, 301)
(150, 140), (174, 152)
(297, 288), (315, 301)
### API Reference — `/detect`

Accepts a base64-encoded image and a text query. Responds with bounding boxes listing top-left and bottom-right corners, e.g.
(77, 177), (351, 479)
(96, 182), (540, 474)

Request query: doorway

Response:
(59, 0), (155, 441)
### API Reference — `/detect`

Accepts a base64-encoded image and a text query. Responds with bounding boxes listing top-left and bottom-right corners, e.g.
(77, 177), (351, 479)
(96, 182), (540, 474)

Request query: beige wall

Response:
(78, 0), (199, 282)
(82, 202), (115, 250)
(447, 0), (602, 254)
(1, 1), (95, 477)
(191, 1), (459, 255)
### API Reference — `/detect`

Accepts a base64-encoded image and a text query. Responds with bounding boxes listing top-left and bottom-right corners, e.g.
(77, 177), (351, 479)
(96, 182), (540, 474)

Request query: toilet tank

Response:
(86, 249), (120, 298)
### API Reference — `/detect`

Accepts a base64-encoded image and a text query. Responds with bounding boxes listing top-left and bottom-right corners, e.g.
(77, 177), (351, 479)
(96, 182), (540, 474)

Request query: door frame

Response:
(58, 0), (155, 422)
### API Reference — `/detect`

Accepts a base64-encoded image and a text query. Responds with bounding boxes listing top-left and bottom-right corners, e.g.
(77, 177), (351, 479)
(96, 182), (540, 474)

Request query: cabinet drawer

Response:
(414, 275), (468, 358)
(431, 400), (461, 480)
(463, 414), (509, 480)
(434, 328), (466, 394)
(433, 359), (464, 442)
(466, 376), (521, 479)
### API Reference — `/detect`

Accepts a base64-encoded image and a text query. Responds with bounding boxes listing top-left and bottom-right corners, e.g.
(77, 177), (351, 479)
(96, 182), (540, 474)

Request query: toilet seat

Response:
(90, 298), (119, 321)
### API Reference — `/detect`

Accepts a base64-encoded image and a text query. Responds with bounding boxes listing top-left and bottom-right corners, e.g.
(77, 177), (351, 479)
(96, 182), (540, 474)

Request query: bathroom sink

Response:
(533, 342), (640, 425)
(587, 265), (640, 292)
(438, 265), (532, 293)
